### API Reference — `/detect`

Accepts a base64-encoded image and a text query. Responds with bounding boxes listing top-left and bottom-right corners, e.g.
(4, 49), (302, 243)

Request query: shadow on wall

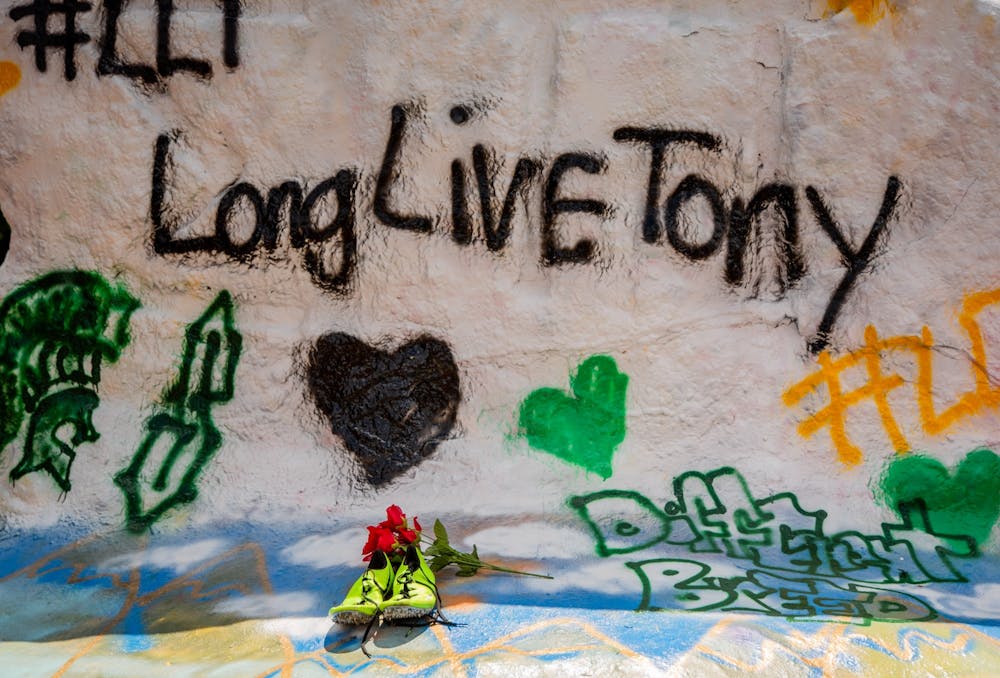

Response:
(1, 499), (998, 646)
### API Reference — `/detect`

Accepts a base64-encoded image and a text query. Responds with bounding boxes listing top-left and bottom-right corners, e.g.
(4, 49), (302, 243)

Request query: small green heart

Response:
(879, 448), (1000, 546)
(517, 355), (628, 479)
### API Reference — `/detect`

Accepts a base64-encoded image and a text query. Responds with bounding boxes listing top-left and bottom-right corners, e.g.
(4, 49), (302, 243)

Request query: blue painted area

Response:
(119, 610), (154, 653)
(437, 602), (716, 663)
(0, 518), (999, 658)
(837, 651), (863, 672)
(291, 634), (325, 654)
(0, 526), (89, 578)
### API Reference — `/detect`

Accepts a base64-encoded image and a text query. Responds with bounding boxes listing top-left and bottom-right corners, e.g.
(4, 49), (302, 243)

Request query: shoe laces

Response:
(395, 569), (418, 599)
(360, 579), (379, 604)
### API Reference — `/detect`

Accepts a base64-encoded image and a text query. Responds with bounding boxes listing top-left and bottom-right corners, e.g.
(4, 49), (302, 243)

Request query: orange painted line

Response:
(785, 288), (1000, 464)
(862, 326), (909, 453)
(926, 614), (1000, 651)
(917, 289), (1000, 435)
(816, 623), (853, 675)
(843, 625), (973, 662)
(430, 623), (469, 678)
(359, 617), (643, 674)
(254, 649), (345, 678)
(800, 351), (864, 465)
(825, 0), (896, 26)
(135, 542), (273, 606)
(51, 568), (141, 678)
(695, 632), (831, 672)
(962, 289), (1000, 391)
(0, 533), (103, 584)
(0, 61), (20, 97)
(256, 652), (346, 678)
(278, 635), (297, 678)
(782, 351), (863, 404)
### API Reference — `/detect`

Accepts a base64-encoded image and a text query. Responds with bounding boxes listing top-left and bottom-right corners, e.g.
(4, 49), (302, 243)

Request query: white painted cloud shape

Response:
(214, 592), (317, 618)
(282, 528), (370, 568)
(460, 523), (594, 560)
(100, 539), (229, 574)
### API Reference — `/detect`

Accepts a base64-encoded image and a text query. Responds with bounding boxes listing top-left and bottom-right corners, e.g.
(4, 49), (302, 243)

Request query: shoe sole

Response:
(331, 610), (375, 625)
(382, 604), (434, 620)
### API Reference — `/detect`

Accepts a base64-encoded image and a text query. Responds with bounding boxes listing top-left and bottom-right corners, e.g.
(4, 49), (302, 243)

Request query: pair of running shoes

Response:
(329, 545), (454, 655)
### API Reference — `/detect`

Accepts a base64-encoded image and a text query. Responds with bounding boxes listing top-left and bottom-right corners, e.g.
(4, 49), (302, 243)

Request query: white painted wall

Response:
(0, 0), (997, 547)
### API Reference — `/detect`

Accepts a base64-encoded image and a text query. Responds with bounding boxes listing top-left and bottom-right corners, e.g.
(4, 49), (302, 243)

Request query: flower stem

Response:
(420, 536), (553, 579)
(469, 561), (554, 579)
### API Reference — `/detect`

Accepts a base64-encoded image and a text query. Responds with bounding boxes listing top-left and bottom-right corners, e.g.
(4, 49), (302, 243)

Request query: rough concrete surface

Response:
(1, 0), (999, 675)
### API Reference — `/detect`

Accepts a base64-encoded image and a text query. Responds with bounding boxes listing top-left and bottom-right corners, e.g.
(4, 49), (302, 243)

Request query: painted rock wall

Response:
(1, 0), (1000, 674)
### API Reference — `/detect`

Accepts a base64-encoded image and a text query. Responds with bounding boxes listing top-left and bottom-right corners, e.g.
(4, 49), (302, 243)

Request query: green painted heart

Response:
(517, 355), (628, 479)
(879, 448), (1000, 546)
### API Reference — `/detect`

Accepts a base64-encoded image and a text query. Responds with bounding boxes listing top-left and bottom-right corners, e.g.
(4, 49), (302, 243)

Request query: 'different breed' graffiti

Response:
(570, 465), (979, 624)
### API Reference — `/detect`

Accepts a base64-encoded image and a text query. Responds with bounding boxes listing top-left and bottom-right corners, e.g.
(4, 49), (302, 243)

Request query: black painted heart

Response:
(307, 332), (460, 486)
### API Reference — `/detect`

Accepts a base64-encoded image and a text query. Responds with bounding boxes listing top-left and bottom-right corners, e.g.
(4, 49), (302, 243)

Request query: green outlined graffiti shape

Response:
(115, 291), (241, 533)
(626, 559), (936, 624)
(569, 466), (979, 624)
(0, 270), (139, 491)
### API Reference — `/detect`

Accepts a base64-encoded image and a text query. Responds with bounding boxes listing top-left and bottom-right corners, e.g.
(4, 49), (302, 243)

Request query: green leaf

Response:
(433, 519), (449, 544)
(427, 555), (450, 573)
(456, 563), (481, 577)
(418, 519), (553, 580)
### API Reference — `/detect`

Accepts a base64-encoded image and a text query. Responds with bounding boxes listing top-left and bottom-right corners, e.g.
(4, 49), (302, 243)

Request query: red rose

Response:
(362, 525), (398, 561)
(362, 529), (378, 557)
(375, 528), (397, 551)
(384, 504), (405, 529)
(361, 506), (423, 560)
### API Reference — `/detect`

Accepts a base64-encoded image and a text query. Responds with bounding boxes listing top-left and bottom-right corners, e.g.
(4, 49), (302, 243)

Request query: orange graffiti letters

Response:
(784, 289), (1000, 465)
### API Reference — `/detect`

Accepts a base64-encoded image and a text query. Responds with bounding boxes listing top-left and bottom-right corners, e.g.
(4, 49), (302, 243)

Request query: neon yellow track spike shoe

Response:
(382, 545), (442, 621)
(329, 550), (394, 625)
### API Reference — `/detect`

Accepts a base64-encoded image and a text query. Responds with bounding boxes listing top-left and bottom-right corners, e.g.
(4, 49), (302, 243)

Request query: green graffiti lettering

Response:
(568, 490), (694, 556)
(879, 449), (1000, 547)
(115, 291), (241, 533)
(736, 570), (936, 625)
(622, 558), (936, 625)
(874, 499), (976, 584)
(570, 463), (983, 622)
(11, 388), (99, 492)
(823, 531), (897, 583)
(626, 558), (736, 612)
(672, 467), (775, 558)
